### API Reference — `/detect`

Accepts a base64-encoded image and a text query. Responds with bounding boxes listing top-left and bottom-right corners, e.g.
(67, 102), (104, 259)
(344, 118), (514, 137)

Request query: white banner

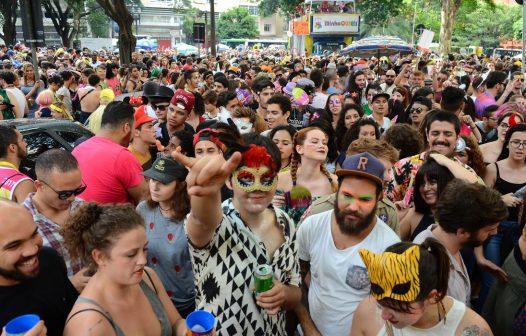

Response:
(417, 29), (435, 50)
(311, 14), (360, 34)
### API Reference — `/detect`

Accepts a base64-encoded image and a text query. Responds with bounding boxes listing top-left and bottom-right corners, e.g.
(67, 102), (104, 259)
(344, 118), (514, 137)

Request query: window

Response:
(21, 131), (63, 179)
(244, 6), (258, 16)
(55, 131), (86, 148)
(264, 24), (271, 32)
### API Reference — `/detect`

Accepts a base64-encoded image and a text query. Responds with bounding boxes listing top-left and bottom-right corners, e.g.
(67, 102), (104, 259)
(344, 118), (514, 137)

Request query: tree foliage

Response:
(95, 0), (141, 64)
(217, 7), (258, 40)
(86, 0), (110, 38)
(0, 0), (17, 46)
(42, 0), (91, 47)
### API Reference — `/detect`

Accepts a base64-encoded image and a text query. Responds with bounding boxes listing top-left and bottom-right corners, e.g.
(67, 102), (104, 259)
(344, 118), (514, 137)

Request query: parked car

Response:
(0, 119), (93, 179)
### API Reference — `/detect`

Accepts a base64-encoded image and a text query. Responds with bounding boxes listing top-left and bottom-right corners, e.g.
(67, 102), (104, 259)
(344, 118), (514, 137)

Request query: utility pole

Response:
(210, 0), (216, 56)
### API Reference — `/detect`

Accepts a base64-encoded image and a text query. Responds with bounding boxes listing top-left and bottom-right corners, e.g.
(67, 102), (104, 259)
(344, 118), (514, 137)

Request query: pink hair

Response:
(495, 102), (526, 119)
(36, 90), (54, 107)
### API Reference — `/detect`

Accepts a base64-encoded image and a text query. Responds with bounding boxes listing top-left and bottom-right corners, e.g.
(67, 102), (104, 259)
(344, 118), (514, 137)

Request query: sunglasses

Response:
(40, 180), (87, 200)
(152, 104), (169, 111)
(410, 107), (425, 114)
(385, 75), (395, 78)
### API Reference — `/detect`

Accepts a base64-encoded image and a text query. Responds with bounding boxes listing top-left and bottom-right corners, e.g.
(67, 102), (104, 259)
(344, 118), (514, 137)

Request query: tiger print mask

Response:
(359, 246), (421, 302)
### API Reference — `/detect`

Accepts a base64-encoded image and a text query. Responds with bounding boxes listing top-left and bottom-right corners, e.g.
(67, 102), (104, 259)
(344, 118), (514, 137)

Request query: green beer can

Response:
(254, 264), (274, 295)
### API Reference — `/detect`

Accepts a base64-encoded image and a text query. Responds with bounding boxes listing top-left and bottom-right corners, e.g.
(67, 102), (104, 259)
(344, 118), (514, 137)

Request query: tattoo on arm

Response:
(461, 325), (490, 336)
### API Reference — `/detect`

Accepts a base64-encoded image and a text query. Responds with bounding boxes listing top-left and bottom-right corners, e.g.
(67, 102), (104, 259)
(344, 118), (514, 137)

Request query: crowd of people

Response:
(0, 42), (526, 335)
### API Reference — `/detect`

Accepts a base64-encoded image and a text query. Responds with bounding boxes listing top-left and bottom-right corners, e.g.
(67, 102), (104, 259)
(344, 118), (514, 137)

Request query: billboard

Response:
(311, 14), (360, 34)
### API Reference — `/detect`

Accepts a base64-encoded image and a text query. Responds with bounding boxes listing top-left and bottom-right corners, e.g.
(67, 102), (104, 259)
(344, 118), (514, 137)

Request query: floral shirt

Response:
(185, 199), (300, 335)
(385, 152), (480, 206)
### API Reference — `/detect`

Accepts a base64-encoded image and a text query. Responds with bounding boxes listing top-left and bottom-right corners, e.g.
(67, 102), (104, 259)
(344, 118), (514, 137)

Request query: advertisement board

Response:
(311, 14), (360, 34)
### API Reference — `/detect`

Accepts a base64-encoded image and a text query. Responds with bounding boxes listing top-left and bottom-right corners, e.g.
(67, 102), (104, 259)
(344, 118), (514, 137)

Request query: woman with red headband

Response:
(480, 106), (524, 165)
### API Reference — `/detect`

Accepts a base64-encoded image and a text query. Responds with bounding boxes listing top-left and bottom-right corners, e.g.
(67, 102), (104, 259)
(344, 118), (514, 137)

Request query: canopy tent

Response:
(174, 43), (198, 55)
(340, 36), (416, 58)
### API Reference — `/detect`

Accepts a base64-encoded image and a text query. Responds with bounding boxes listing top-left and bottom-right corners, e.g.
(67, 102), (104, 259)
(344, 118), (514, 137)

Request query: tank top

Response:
(66, 277), (172, 336)
(377, 297), (466, 336)
(494, 162), (526, 222)
(410, 212), (435, 241)
(0, 162), (31, 200)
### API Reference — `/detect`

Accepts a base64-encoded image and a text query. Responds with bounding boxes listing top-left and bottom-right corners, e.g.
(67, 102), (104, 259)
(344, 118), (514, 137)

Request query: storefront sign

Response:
(311, 14), (360, 34)
(293, 21), (310, 35)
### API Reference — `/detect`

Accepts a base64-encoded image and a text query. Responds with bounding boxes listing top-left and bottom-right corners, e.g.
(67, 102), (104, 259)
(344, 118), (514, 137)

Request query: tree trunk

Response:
(0, 0), (17, 46)
(95, 0), (135, 64)
(439, 0), (461, 56)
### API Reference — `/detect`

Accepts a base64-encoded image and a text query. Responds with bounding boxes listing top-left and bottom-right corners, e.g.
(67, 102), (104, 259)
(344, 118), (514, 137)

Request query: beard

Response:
(385, 79), (394, 86)
(462, 233), (485, 248)
(0, 255), (40, 282)
(334, 200), (378, 235)
(16, 144), (27, 160)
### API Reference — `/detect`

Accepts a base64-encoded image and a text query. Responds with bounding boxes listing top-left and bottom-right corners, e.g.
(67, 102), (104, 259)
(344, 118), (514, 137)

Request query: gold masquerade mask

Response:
(359, 245), (421, 302)
(232, 165), (277, 192)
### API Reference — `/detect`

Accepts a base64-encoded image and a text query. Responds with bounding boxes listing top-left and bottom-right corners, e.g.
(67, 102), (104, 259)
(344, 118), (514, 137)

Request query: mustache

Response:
(432, 141), (450, 147)
(15, 254), (38, 267)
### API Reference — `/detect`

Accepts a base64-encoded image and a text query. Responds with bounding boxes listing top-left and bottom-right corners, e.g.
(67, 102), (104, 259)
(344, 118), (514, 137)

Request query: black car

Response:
(0, 119), (93, 179)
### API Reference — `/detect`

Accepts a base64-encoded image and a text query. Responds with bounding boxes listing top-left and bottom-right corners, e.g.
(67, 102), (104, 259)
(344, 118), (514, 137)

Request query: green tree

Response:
(95, 0), (141, 64)
(0, 0), (17, 46)
(42, 0), (92, 47)
(217, 7), (258, 39)
(437, 0), (495, 55)
(86, 0), (110, 38)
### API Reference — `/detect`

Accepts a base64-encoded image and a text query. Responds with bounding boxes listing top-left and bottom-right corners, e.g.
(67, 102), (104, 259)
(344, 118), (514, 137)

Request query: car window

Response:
(55, 130), (86, 147)
(21, 131), (64, 179)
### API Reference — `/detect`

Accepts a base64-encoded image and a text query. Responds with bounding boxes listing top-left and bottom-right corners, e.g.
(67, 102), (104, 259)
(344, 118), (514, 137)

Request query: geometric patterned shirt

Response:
(185, 199), (300, 335)
(23, 193), (84, 277)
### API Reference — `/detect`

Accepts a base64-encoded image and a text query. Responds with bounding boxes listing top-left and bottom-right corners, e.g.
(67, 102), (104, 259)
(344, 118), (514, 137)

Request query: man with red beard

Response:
(296, 152), (400, 335)
(0, 200), (78, 336)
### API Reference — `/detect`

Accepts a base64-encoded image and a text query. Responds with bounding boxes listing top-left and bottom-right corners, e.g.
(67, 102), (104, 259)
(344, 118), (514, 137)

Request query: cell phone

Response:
(514, 185), (526, 199)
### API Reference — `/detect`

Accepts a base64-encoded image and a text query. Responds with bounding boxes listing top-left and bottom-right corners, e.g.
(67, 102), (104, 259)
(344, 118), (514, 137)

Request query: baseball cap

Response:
(371, 92), (390, 102)
(336, 152), (385, 187)
(134, 108), (156, 129)
(99, 89), (115, 102)
(171, 89), (195, 113)
(142, 155), (188, 184)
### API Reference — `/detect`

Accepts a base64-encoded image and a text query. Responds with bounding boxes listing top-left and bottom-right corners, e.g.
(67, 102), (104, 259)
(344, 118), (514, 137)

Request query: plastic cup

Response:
(186, 310), (215, 336)
(5, 314), (40, 336)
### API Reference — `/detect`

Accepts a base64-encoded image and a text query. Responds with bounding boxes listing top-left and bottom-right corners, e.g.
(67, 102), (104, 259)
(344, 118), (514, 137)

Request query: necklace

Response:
(159, 204), (173, 212)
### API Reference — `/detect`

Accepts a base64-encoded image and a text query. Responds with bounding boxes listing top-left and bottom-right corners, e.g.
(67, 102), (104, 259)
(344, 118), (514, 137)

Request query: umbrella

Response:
(174, 43), (198, 55)
(136, 38), (158, 51)
(340, 36), (416, 58)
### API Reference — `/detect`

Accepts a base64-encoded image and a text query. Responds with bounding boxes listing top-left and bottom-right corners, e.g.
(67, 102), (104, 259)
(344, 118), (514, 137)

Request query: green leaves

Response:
(217, 7), (258, 39)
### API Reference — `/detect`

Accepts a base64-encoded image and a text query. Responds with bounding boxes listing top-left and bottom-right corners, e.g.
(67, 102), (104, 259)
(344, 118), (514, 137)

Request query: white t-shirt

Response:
(311, 92), (328, 109)
(297, 210), (400, 336)
(6, 87), (27, 115)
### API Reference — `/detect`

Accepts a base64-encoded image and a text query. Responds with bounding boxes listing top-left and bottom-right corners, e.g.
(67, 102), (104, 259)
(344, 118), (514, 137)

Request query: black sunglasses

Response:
(410, 107), (424, 114)
(152, 104), (169, 111)
(40, 180), (87, 200)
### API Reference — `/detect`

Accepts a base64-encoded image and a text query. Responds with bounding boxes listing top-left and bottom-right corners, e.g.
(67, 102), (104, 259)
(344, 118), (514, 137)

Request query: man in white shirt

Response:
(297, 152), (400, 335)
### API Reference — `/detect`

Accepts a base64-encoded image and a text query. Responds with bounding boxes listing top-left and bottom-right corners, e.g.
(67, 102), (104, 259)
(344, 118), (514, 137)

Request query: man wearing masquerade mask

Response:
(296, 152), (400, 335)
(173, 134), (301, 335)
(351, 238), (492, 335)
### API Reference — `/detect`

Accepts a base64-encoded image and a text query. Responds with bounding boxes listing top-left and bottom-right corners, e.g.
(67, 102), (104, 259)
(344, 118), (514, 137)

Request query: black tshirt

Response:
(0, 247), (78, 336)
(159, 121), (195, 146)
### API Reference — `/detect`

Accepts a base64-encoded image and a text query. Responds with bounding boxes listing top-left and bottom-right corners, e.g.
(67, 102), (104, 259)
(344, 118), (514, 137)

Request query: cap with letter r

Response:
(336, 152), (384, 187)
